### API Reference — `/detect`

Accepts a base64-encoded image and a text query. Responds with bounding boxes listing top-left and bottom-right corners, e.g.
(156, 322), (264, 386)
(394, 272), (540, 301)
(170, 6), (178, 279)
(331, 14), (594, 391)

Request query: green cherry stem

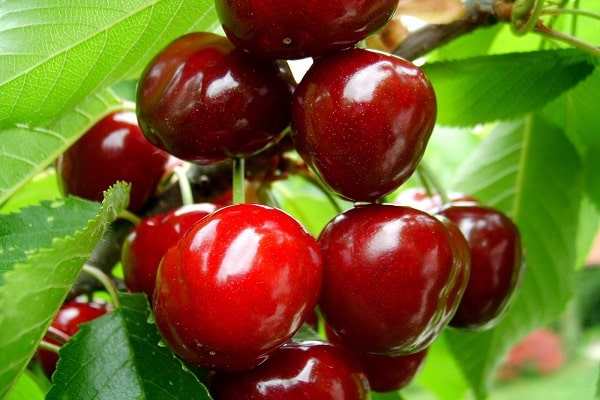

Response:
(117, 209), (142, 226)
(416, 163), (451, 204)
(81, 264), (121, 308)
(38, 340), (62, 355)
(232, 157), (246, 204)
(173, 165), (194, 206)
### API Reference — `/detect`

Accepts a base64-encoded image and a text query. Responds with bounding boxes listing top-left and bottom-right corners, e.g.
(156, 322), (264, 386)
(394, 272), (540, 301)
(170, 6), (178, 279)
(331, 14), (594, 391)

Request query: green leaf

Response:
(0, 89), (123, 205)
(421, 49), (595, 127)
(0, 183), (129, 399)
(0, 0), (218, 127)
(46, 293), (211, 400)
(0, 0), (220, 206)
(7, 370), (45, 400)
(448, 114), (583, 398)
(0, 196), (100, 285)
(0, 169), (60, 214)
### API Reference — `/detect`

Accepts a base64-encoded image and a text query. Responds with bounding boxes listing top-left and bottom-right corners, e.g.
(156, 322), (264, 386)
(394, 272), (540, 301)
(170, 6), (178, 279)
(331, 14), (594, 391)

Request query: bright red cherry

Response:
(56, 110), (169, 212)
(38, 298), (110, 378)
(208, 341), (370, 399)
(291, 49), (437, 202)
(214, 0), (400, 60)
(317, 203), (467, 356)
(435, 204), (524, 330)
(153, 204), (323, 372)
(136, 32), (294, 164)
(121, 203), (218, 301)
(326, 325), (428, 393)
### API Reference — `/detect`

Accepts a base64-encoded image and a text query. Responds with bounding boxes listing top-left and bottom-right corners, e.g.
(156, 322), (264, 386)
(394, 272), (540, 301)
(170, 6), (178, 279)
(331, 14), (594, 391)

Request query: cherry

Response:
(291, 49), (437, 202)
(37, 298), (110, 378)
(136, 32), (294, 165)
(208, 340), (370, 399)
(56, 110), (169, 212)
(153, 204), (323, 372)
(393, 187), (478, 211)
(214, 0), (399, 60)
(121, 203), (218, 301)
(317, 203), (468, 355)
(326, 325), (428, 393)
(435, 203), (524, 330)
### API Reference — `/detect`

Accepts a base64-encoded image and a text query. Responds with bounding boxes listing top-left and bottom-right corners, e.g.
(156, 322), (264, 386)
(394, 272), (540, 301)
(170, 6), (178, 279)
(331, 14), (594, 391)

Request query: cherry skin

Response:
(56, 110), (169, 212)
(136, 32), (294, 165)
(291, 49), (437, 202)
(326, 325), (428, 393)
(153, 204), (323, 372)
(214, 0), (399, 60)
(435, 203), (524, 330)
(208, 341), (370, 399)
(121, 203), (218, 301)
(317, 203), (467, 355)
(38, 298), (110, 378)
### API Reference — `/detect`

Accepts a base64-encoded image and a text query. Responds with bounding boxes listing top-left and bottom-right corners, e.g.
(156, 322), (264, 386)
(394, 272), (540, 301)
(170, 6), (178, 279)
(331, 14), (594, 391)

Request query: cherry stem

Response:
(297, 172), (343, 214)
(416, 163), (452, 204)
(38, 340), (62, 355)
(117, 209), (141, 226)
(232, 157), (246, 204)
(81, 264), (121, 308)
(534, 23), (600, 57)
(173, 165), (194, 206)
(45, 326), (71, 345)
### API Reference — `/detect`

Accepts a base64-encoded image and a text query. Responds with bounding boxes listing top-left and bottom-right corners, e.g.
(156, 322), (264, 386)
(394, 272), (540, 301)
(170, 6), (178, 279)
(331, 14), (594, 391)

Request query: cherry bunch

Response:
(47, 0), (525, 397)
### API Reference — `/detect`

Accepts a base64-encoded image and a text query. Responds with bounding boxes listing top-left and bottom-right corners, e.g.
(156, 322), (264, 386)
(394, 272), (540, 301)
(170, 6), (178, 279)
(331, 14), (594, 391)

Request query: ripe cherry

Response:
(435, 203), (524, 330)
(214, 0), (400, 60)
(121, 203), (218, 301)
(208, 341), (370, 399)
(56, 110), (169, 212)
(37, 298), (110, 378)
(326, 325), (428, 393)
(136, 32), (294, 164)
(317, 203), (467, 355)
(153, 204), (323, 372)
(291, 49), (437, 202)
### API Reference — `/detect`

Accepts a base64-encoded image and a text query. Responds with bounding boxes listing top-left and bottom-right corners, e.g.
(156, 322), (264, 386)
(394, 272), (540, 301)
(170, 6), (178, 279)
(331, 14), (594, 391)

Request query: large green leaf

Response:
(0, 183), (129, 399)
(421, 49), (596, 127)
(0, 196), (100, 285)
(46, 293), (211, 400)
(448, 114), (583, 399)
(0, 0), (219, 206)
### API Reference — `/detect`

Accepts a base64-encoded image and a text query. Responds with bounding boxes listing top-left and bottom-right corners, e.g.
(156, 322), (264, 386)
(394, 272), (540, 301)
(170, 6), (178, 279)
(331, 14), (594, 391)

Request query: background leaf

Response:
(0, 0), (220, 206)
(448, 113), (584, 398)
(0, 196), (100, 285)
(0, 183), (129, 399)
(47, 293), (211, 400)
(421, 50), (596, 127)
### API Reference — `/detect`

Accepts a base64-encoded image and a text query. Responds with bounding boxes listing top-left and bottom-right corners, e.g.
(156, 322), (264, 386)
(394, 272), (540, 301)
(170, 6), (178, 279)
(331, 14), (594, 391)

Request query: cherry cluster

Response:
(45, 0), (525, 397)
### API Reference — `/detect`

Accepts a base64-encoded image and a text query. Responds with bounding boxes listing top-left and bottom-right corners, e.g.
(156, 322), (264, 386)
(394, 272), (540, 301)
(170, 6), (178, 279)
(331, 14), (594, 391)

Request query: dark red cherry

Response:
(136, 32), (294, 164)
(326, 325), (428, 393)
(317, 203), (465, 355)
(153, 204), (323, 372)
(121, 203), (218, 301)
(209, 341), (370, 399)
(435, 203), (524, 330)
(291, 49), (437, 202)
(214, 0), (399, 60)
(56, 110), (169, 211)
(38, 298), (110, 378)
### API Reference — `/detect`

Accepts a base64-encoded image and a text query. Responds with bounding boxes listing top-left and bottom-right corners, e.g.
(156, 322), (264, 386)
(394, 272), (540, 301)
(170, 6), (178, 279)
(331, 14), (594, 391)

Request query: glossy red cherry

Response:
(153, 204), (323, 371)
(208, 341), (370, 399)
(136, 32), (294, 164)
(291, 49), (437, 202)
(317, 203), (466, 355)
(214, 0), (399, 60)
(435, 203), (524, 330)
(56, 110), (169, 211)
(393, 187), (478, 211)
(121, 203), (218, 301)
(326, 325), (428, 393)
(38, 298), (110, 378)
